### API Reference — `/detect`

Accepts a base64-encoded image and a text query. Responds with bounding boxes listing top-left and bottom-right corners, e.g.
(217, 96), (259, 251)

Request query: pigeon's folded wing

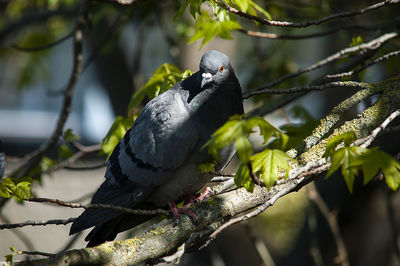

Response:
(70, 88), (199, 234)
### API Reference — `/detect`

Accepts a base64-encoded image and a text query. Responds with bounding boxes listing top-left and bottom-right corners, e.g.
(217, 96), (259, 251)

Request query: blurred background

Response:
(0, 0), (400, 265)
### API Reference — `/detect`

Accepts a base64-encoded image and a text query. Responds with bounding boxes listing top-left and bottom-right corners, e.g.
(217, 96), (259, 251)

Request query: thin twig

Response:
(326, 50), (400, 78)
(219, 0), (399, 28)
(11, 31), (74, 52)
(40, 144), (102, 176)
(201, 161), (331, 248)
(244, 81), (369, 98)
(20, 250), (54, 257)
(243, 32), (398, 98)
(0, 217), (76, 229)
(28, 197), (169, 216)
(307, 183), (349, 266)
(16, 7), (86, 178)
(238, 22), (381, 40)
(0, 214), (36, 250)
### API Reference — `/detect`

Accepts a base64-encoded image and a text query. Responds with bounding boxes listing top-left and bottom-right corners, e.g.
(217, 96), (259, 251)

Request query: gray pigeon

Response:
(70, 50), (244, 247)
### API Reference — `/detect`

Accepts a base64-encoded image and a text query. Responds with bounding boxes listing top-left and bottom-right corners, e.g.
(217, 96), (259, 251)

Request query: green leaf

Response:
(361, 149), (400, 190)
(64, 128), (80, 142)
(58, 144), (74, 160)
(5, 254), (13, 264)
(196, 162), (216, 173)
(326, 145), (369, 193)
(188, 10), (241, 47)
(174, 0), (204, 20)
(0, 177), (16, 198)
(349, 36), (363, 47)
(235, 163), (254, 192)
(128, 63), (191, 111)
(40, 157), (56, 172)
(101, 116), (133, 158)
(234, 136), (253, 163)
(324, 131), (356, 158)
(252, 149), (291, 189)
(204, 115), (283, 164)
(14, 181), (32, 200)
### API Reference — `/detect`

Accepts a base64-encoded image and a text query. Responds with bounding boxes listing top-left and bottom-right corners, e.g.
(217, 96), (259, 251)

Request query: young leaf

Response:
(63, 128), (80, 142)
(101, 116), (133, 157)
(196, 162), (216, 173)
(203, 115), (281, 164)
(188, 10), (241, 47)
(326, 145), (369, 193)
(14, 181), (32, 200)
(235, 163), (254, 192)
(251, 149), (291, 189)
(174, 0), (204, 20)
(128, 63), (191, 111)
(324, 131), (356, 158)
(362, 149), (400, 190)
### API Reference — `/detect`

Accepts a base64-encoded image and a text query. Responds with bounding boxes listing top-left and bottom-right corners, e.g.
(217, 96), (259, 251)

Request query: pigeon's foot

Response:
(168, 201), (198, 224)
(195, 187), (214, 203)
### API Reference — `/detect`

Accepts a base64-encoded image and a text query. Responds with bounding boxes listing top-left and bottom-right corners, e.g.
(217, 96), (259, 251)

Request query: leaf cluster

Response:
(0, 177), (32, 200)
(324, 132), (400, 192)
(175, 0), (271, 47)
(203, 115), (292, 191)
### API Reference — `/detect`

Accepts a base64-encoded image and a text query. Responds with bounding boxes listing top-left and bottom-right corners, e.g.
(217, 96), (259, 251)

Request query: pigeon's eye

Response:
(219, 65), (225, 72)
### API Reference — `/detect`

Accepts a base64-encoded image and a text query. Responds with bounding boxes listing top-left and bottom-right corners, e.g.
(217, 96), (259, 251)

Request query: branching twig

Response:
(219, 0), (399, 28)
(307, 183), (349, 266)
(238, 22), (382, 40)
(243, 32), (398, 98)
(16, 7), (86, 178)
(27, 197), (169, 216)
(326, 50), (400, 78)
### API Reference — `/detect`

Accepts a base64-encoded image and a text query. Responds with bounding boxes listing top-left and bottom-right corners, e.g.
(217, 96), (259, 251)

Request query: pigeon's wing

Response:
(115, 88), (200, 186)
(70, 88), (199, 235)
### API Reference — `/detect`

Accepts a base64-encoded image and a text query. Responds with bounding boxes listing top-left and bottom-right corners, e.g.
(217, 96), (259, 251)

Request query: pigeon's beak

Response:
(201, 72), (213, 88)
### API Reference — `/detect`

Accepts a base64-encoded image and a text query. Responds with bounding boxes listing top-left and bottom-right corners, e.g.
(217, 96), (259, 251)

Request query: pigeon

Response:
(70, 50), (244, 247)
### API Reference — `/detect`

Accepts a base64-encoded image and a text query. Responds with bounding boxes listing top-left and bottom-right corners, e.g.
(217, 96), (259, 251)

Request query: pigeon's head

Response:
(199, 50), (235, 89)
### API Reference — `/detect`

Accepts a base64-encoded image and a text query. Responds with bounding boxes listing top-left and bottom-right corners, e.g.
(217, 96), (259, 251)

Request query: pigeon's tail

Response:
(85, 212), (154, 247)
(69, 179), (154, 236)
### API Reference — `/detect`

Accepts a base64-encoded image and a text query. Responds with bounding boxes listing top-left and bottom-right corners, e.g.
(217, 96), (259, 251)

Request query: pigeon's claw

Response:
(168, 201), (198, 224)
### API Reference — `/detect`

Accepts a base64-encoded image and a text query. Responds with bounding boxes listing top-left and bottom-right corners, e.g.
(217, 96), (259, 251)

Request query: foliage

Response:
(0, 177), (32, 200)
(203, 115), (291, 191)
(235, 149), (292, 191)
(128, 63), (192, 111)
(324, 132), (400, 192)
(175, 0), (271, 46)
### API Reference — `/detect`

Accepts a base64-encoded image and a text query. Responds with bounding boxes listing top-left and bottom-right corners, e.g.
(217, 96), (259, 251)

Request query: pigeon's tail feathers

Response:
(85, 211), (154, 247)
(69, 182), (153, 235)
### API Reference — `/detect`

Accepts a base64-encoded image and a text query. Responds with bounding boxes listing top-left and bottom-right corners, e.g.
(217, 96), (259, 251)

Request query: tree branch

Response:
(218, 0), (399, 28)
(27, 197), (169, 216)
(326, 50), (400, 79)
(244, 80), (369, 98)
(243, 32), (398, 98)
(15, 7), (86, 178)
(307, 183), (349, 266)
